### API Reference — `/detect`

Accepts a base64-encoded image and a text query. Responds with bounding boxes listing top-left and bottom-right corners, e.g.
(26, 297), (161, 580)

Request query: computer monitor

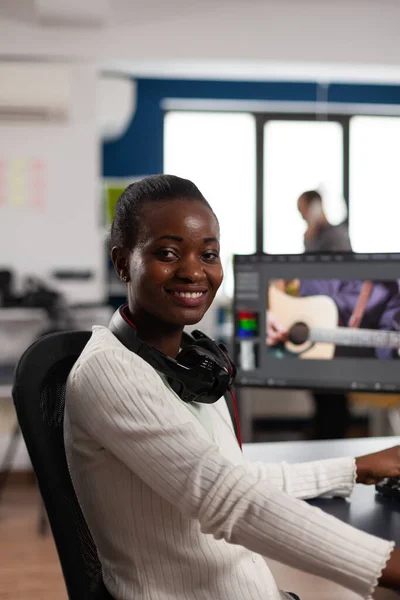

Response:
(233, 252), (400, 393)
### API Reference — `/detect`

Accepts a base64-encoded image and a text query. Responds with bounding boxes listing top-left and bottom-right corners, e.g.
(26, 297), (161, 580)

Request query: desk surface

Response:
(243, 436), (400, 545)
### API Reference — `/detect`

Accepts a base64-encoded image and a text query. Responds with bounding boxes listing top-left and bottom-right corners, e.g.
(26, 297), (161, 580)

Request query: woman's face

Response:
(122, 198), (223, 327)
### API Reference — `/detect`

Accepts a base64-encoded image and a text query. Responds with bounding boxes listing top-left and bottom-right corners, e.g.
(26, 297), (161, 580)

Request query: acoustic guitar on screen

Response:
(268, 285), (400, 360)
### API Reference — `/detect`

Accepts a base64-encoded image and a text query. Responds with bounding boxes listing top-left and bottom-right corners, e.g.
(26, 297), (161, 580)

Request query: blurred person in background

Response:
(298, 190), (352, 440)
(297, 190), (351, 253)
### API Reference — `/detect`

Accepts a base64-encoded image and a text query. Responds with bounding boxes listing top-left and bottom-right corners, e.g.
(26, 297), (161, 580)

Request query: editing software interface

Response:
(233, 253), (400, 392)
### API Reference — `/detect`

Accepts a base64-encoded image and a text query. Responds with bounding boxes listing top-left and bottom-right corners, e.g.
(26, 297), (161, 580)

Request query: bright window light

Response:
(350, 116), (400, 252)
(263, 120), (346, 254)
(164, 111), (256, 297)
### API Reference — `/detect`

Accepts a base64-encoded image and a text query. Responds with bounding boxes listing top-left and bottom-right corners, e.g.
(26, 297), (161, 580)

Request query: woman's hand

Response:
(355, 446), (400, 485)
(266, 311), (288, 346)
(379, 546), (400, 591)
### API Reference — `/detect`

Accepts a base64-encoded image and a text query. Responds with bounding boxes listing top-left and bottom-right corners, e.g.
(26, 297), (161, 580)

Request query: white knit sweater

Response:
(64, 326), (394, 600)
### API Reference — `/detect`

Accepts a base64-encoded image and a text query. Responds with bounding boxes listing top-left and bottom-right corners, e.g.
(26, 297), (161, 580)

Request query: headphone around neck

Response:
(108, 304), (237, 405)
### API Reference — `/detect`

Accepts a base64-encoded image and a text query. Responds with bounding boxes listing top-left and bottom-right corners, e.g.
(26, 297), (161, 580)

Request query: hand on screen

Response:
(266, 311), (288, 346)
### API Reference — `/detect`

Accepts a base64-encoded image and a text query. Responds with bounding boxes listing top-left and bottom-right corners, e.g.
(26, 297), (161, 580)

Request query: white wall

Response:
(0, 1), (400, 81)
(0, 63), (104, 303)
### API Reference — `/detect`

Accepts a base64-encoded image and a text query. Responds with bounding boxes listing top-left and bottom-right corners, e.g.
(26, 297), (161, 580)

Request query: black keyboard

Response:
(376, 477), (400, 500)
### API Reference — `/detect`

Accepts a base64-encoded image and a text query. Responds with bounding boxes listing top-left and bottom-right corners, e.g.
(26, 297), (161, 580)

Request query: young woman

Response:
(65, 174), (400, 600)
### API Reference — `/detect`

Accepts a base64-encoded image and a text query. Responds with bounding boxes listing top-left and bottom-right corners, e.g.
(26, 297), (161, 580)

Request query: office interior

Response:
(1, 1), (400, 599)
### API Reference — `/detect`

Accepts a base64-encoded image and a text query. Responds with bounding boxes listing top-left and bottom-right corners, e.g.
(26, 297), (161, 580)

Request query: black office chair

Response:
(12, 331), (114, 600)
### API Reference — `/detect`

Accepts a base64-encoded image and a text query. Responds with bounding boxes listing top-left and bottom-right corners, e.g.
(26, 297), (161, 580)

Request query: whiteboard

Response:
(0, 65), (105, 304)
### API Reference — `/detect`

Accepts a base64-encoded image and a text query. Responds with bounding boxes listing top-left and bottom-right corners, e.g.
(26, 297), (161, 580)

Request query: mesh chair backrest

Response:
(13, 331), (113, 600)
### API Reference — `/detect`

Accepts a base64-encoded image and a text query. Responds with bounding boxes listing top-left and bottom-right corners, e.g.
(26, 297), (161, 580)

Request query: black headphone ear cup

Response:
(175, 346), (201, 367)
(175, 345), (231, 401)
(188, 338), (232, 373)
(176, 345), (219, 368)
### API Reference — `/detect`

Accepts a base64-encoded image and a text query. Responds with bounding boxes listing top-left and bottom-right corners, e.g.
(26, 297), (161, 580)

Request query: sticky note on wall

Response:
(0, 158), (47, 210)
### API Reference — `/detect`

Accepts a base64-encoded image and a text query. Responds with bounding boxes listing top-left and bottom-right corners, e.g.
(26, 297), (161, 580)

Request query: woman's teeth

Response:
(172, 291), (203, 298)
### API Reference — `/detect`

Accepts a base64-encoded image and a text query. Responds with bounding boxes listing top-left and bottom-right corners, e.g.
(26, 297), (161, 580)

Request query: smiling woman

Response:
(64, 174), (400, 600)
(109, 175), (223, 357)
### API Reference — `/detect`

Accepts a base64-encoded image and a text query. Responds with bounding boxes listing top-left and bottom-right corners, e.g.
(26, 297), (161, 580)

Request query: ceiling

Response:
(1, 0), (400, 84)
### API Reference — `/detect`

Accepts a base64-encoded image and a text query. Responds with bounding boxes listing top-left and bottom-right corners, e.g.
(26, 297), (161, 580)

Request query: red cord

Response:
(121, 305), (136, 328)
(229, 388), (242, 450)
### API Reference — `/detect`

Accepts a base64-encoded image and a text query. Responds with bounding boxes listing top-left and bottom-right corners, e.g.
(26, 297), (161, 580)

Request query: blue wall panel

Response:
(102, 78), (400, 178)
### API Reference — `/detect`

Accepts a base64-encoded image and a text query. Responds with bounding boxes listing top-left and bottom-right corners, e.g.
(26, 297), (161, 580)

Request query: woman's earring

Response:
(121, 274), (128, 283)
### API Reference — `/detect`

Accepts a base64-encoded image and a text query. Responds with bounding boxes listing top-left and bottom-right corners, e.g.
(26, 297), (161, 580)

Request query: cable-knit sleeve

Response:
(245, 456), (356, 499)
(69, 347), (394, 599)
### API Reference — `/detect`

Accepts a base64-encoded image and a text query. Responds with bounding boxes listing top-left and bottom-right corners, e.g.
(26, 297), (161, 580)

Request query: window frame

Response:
(163, 107), (400, 255)
(255, 112), (350, 253)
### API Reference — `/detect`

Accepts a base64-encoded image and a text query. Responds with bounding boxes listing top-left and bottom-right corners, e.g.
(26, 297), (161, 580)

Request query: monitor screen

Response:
(233, 253), (400, 393)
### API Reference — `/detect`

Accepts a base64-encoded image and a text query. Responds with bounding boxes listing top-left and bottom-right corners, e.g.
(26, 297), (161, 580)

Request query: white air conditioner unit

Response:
(0, 64), (70, 123)
(98, 76), (137, 141)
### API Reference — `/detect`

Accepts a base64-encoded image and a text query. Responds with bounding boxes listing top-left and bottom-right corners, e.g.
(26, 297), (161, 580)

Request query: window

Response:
(263, 120), (346, 254)
(349, 116), (400, 252)
(164, 111), (256, 297)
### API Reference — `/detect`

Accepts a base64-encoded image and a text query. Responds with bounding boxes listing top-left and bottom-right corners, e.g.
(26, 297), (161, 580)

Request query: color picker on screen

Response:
(236, 310), (259, 339)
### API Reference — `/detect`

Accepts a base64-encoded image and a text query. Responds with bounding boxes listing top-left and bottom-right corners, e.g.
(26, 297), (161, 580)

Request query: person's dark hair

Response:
(107, 174), (216, 252)
(299, 190), (322, 206)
